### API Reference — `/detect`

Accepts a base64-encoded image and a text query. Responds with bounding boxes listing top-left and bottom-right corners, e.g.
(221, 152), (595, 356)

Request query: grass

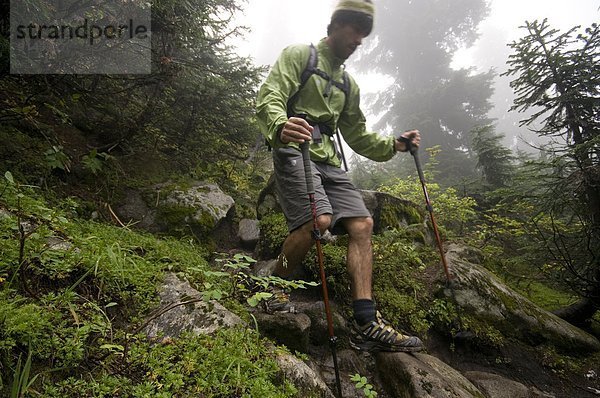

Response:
(0, 180), (296, 397)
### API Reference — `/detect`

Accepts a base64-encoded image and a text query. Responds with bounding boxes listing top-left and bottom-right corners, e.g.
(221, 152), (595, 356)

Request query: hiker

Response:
(256, 0), (423, 353)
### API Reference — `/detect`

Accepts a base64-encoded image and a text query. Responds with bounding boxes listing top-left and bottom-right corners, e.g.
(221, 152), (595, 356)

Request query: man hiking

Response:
(256, 0), (424, 353)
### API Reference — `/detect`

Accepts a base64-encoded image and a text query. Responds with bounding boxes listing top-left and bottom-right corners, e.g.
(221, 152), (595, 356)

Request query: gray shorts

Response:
(273, 147), (371, 234)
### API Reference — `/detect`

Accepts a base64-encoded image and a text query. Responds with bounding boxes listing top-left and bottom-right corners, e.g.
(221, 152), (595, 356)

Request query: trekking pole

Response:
(299, 120), (343, 398)
(402, 137), (469, 336)
(401, 137), (452, 282)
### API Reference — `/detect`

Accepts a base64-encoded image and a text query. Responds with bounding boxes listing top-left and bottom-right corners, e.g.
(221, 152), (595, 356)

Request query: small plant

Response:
(351, 373), (378, 398)
(44, 145), (71, 172)
(81, 149), (113, 175)
(10, 347), (38, 398)
(209, 253), (318, 309)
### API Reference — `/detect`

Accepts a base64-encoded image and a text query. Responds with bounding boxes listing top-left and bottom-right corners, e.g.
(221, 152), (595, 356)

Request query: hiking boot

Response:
(349, 312), (423, 353)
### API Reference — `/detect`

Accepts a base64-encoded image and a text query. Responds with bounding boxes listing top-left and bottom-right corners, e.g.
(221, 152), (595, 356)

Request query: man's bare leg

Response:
(342, 216), (374, 301)
(273, 214), (332, 278)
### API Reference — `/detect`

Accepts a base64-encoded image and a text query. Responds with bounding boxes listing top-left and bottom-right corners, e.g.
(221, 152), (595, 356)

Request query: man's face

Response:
(328, 23), (367, 60)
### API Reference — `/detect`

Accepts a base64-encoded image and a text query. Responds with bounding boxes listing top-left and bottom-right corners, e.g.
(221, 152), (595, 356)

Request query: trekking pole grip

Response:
(300, 141), (315, 195)
(398, 134), (417, 156)
(297, 113), (315, 195)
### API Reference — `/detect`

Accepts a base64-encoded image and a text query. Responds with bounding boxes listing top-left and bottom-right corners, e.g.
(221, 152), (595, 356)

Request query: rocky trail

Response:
(116, 180), (600, 398)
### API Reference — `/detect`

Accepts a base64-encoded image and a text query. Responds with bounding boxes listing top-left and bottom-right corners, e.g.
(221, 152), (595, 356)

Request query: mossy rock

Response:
(115, 181), (235, 239)
(360, 190), (427, 235)
(154, 182), (234, 237)
(445, 243), (600, 353)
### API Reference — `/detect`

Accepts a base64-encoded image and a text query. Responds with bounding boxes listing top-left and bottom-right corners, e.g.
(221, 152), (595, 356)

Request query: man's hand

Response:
(279, 117), (314, 144)
(395, 129), (421, 152)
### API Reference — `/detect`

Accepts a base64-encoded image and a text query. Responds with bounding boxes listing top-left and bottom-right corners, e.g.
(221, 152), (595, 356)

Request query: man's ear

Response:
(328, 21), (343, 35)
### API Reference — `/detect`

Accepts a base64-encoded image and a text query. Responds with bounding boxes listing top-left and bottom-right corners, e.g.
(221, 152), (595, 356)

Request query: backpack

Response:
(286, 43), (351, 119)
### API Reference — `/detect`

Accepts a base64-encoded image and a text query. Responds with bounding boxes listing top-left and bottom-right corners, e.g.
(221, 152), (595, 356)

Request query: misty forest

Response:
(0, 0), (599, 397)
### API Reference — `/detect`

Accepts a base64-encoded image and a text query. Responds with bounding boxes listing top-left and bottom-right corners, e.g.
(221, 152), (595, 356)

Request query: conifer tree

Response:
(504, 20), (599, 324)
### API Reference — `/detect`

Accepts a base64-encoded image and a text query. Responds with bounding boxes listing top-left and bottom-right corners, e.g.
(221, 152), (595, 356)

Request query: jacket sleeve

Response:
(337, 75), (396, 162)
(256, 45), (309, 147)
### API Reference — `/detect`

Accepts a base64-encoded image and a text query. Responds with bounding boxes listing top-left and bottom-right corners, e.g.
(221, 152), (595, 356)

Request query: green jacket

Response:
(256, 39), (396, 168)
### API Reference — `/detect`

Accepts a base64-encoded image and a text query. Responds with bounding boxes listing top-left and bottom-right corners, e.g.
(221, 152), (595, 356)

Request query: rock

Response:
(336, 349), (369, 374)
(143, 273), (243, 338)
(465, 371), (557, 398)
(445, 243), (600, 353)
(238, 218), (260, 249)
(294, 301), (350, 346)
(360, 190), (427, 235)
(529, 387), (556, 398)
(252, 258), (279, 277)
(46, 236), (75, 251)
(254, 312), (312, 353)
(464, 371), (530, 398)
(116, 188), (157, 231)
(376, 352), (484, 398)
(275, 352), (335, 398)
(116, 181), (235, 237)
(320, 349), (374, 398)
(157, 182), (234, 234)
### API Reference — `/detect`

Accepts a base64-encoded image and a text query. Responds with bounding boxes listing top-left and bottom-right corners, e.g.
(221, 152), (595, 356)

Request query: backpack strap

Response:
(286, 44), (318, 118)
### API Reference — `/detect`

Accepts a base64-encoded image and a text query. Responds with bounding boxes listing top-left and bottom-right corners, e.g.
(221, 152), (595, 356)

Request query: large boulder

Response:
(376, 352), (484, 398)
(445, 243), (600, 353)
(116, 181), (235, 237)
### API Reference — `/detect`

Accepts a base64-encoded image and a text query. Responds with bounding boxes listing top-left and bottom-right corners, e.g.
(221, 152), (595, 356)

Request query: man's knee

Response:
(298, 214), (331, 234)
(316, 214), (332, 233)
(347, 217), (374, 238)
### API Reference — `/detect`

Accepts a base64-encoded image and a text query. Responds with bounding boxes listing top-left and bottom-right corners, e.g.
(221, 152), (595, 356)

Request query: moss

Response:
(303, 243), (350, 303)
(156, 203), (196, 231)
(256, 213), (288, 259)
(0, 126), (49, 181)
(378, 198), (424, 232)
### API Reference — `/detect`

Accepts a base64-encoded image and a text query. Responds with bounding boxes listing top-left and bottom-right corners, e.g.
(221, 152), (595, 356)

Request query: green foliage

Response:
(210, 253), (317, 310)
(379, 149), (478, 237)
(350, 373), (378, 398)
(257, 213), (289, 260)
(39, 328), (297, 398)
(43, 146), (71, 172)
(539, 346), (581, 376)
(303, 243), (349, 302)
(81, 150), (114, 175)
(0, 181), (305, 397)
(10, 347), (38, 398)
(0, 0), (264, 202)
